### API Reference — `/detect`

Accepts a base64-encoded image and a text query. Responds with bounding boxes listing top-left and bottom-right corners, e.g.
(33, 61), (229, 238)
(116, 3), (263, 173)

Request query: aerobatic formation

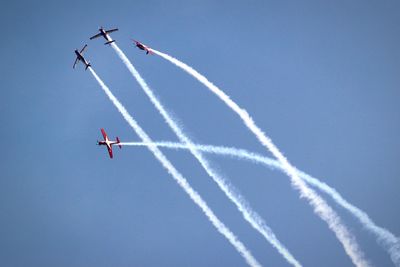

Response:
(73, 27), (400, 267)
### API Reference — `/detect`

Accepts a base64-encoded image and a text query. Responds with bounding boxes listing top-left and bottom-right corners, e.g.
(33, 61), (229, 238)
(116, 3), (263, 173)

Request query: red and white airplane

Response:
(132, 39), (153, 55)
(90, 27), (118, 45)
(97, 128), (121, 159)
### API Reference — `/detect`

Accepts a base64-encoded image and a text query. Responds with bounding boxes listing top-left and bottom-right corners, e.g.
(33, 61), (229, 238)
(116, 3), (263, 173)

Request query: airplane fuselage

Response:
(74, 50), (90, 67)
(100, 29), (107, 39)
(133, 41), (151, 54)
(98, 138), (117, 150)
(99, 28), (112, 42)
(74, 50), (84, 60)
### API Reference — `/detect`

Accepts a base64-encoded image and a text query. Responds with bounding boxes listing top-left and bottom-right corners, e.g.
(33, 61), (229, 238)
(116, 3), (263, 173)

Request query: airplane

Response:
(73, 44), (91, 70)
(97, 128), (122, 159)
(132, 39), (153, 55)
(90, 27), (118, 45)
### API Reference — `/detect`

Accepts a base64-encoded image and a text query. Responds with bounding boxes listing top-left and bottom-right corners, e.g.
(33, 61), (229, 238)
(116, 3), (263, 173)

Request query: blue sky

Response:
(1, 0), (399, 266)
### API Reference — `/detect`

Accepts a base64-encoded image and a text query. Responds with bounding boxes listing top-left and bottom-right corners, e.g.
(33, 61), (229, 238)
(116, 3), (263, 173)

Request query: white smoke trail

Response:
(122, 141), (400, 266)
(110, 43), (301, 267)
(87, 67), (261, 267)
(152, 50), (370, 267)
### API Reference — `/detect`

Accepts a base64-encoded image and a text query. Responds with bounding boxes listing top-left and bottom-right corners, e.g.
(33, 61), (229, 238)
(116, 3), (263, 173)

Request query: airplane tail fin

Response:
(105, 40), (115, 45)
(116, 137), (122, 149)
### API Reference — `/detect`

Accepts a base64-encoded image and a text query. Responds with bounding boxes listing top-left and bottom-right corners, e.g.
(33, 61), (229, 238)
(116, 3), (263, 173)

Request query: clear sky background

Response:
(0, 0), (399, 266)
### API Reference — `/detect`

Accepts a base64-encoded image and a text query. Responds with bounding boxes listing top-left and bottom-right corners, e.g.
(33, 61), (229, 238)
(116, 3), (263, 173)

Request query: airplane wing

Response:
(101, 128), (107, 140)
(73, 57), (79, 69)
(90, 33), (102, 40)
(107, 146), (113, 158)
(106, 28), (118, 33)
(80, 44), (88, 53)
